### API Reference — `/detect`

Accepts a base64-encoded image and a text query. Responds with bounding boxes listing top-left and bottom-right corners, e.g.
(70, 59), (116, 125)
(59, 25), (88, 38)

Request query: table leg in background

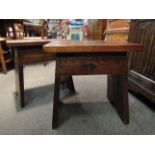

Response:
(14, 50), (25, 108)
(61, 76), (75, 93)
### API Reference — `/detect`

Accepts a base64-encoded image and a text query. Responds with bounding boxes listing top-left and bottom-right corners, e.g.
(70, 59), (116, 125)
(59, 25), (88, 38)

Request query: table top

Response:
(6, 38), (52, 47)
(6, 39), (144, 53)
(43, 40), (144, 53)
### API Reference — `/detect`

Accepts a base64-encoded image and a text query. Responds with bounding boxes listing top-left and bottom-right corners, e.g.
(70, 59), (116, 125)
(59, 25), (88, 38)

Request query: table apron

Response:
(56, 53), (128, 76)
(14, 47), (55, 65)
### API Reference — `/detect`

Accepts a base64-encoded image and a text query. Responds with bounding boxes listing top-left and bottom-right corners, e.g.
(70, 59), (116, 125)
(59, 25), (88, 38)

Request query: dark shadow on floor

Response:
(129, 91), (155, 111)
(14, 84), (77, 112)
(14, 84), (54, 112)
(58, 101), (111, 127)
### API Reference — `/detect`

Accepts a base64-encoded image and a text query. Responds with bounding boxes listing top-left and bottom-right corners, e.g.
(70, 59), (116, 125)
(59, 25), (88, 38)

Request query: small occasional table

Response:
(6, 38), (75, 108)
(43, 40), (143, 129)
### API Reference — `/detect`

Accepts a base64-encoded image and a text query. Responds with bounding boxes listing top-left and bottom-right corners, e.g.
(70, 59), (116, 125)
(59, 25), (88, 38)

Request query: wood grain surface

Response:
(43, 40), (143, 53)
(6, 39), (51, 47)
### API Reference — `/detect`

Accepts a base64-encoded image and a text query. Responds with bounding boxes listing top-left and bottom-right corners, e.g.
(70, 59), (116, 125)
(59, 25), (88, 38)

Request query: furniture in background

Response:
(88, 19), (107, 40)
(87, 19), (129, 42)
(0, 19), (48, 73)
(0, 20), (30, 73)
(0, 38), (7, 73)
(0, 38), (13, 73)
(6, 39), (54, 107)
(14, 23), (25, 39)
(0, 19), (46, 39)
(43, 40), (143, 129)
(0, 19), (29, 39)
(0, 20), (27, 73)
(105, 19), (130, 42)
(6, 38), (75, 108)
(23, 20), (47, 38)
(128, 20), (155, 103)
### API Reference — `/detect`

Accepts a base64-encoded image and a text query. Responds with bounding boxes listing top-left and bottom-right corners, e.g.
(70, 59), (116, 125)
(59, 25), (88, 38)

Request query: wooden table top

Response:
(43, 40), (144, 53)
(6, 39), (144, 53)
(6, 38), (52, 47)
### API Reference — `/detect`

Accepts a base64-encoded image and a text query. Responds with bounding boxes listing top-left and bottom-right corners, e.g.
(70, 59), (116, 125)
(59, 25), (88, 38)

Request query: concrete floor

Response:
(0, 61), (155, 135)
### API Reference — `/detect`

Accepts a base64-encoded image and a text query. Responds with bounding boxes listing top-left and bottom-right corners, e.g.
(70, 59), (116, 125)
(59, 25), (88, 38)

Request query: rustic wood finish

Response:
(107, 74), (129, 124)
(6, 39), (51, 47)
(56, 53), (128, 75)
(44, 40), (143, 129)
(44, 40), (143, 53)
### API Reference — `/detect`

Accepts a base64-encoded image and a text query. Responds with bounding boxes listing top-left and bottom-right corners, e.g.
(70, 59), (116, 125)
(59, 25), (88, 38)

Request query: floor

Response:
(0, 61), (155, 135)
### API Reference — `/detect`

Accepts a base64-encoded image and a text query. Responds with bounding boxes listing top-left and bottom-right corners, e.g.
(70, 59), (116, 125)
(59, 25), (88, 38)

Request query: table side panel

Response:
(56, 52), (128, 75)
(15, 46), (55, 64)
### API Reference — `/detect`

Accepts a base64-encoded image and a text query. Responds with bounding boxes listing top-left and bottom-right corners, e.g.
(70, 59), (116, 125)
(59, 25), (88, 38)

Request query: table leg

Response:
(52, 75), (75, 129)
(107, 74), (129, 124)
(52, 75), (61, 129)
(14, 50), (25, 108)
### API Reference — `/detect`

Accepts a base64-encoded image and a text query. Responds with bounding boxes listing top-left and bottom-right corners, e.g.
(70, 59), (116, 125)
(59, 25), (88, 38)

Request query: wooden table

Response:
(6, 38), (75, 108)
(43, 40), (143, 129)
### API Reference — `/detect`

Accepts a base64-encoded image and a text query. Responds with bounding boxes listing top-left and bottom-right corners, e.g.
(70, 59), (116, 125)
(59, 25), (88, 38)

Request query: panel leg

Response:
(15, 51), (25, 108)
(52, 75), (61, 129)
(107, 74), (129, 124)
